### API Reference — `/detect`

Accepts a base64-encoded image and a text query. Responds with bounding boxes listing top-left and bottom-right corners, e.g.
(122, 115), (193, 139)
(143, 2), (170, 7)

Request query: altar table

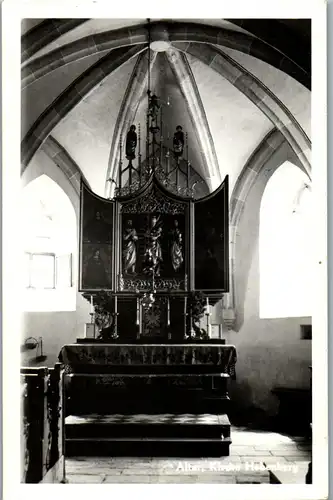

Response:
(59, 343), (237, 415)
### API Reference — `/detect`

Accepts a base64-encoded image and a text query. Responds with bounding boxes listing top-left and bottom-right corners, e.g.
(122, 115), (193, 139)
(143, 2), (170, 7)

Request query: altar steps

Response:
(65, 413), (232, 457)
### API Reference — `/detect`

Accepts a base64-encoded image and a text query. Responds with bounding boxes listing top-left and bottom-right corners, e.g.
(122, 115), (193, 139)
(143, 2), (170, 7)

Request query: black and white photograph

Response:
(1, 2), (328, 499)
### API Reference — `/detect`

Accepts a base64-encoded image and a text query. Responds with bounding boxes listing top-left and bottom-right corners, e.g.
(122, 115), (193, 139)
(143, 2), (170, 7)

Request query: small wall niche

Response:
(300, 324), (312, 340)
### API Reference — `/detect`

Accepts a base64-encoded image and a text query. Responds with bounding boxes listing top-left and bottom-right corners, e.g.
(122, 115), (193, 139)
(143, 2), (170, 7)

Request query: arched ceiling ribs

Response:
(42, 135), (92, 195)
(105, 49), (156, 198)
(21, 24), (148, 89)
(21, 19), (89, 64)
(21, 44), (146, 172)
(230, 128), (286, 228)
(173, 42), (311, 177)
(21, 21), (310, 90)
(225, 19), (311, 78)
(165, 48), (222, 191)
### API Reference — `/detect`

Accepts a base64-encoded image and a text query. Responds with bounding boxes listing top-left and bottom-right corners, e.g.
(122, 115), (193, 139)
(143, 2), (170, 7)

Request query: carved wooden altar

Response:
(67, 84), (234, 458)
(79, 91), (229, 341)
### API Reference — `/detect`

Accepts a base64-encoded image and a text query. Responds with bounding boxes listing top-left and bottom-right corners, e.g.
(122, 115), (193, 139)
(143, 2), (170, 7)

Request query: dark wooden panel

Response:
(79, 181), (114, 291)
(117, 296), (137, 341)
(194, 176), (229, 292)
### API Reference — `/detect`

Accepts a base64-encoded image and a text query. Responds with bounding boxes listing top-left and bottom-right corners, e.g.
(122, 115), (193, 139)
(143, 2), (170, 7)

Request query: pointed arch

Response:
(23, 174), (77, 312)
(259, 161), (312, 318)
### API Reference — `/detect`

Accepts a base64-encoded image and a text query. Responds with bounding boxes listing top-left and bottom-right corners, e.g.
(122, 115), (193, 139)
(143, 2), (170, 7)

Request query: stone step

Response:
(65, 413), (230, 425)
(66, 413), (230, 440)
(65, 436), (232, 457)
(65, 413), (231, 457)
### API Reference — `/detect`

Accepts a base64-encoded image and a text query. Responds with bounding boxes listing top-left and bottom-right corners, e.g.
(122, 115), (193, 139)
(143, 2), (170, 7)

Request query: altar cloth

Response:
(58, 343), (237, 378)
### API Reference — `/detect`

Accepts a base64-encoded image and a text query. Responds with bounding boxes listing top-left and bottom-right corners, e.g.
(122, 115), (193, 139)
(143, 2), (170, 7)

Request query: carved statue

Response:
(173, 125), (184, 158)
(170, 219), (183, 272)
(143, 215), (163, 276)
(123, 219), (138, 274)
(125, 125), (137, 161)
(148, 90), (160, 124)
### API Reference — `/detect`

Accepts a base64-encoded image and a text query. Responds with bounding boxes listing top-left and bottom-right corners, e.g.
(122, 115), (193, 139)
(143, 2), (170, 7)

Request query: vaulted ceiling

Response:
(21, 18), (311, 198)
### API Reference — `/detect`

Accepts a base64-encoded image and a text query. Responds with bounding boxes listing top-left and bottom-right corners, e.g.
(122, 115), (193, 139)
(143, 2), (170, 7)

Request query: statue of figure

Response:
(143, 215), (163, 276)
(125, 125), (137, 161)
(173, 125), (184, 158)
(170, 219), (183, 272)
(148, 91), (160, 123)
(123, 219), (138, 274)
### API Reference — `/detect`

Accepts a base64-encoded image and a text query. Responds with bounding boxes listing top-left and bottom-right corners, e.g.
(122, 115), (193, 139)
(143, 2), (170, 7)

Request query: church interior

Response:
(20, 18), (312, 485)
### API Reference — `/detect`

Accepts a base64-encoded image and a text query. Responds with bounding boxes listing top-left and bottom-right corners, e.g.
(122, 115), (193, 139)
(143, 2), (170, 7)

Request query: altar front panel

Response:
(59, 344), (237, 378)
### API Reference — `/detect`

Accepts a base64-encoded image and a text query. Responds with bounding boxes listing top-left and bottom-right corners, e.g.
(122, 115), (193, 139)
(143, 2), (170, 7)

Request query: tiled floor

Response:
(64, 426), (311, 484)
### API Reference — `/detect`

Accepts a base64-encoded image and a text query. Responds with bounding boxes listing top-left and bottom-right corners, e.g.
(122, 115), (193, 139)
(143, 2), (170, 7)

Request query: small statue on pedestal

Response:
(170, 219), (183, 272)
(148, 91), (160, 124)
(173, 125), (184, 159)
(143, 215), (163, 277)
(125, 125), (137, 161)
(123, 219), (138, 274)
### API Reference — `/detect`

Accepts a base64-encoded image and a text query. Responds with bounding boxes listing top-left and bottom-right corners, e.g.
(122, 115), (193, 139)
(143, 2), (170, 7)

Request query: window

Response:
(25, 253), (56, 289)
(259, 161), (312, 318)
(22, 175), (76, 312)
(25, 252), (73, 289)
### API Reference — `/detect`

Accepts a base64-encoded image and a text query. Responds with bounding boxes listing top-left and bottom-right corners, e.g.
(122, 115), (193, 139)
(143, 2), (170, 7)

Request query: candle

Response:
(136, 297), (140, 326)
(167, 297), (170, 327)
(114, 295), (117, 314)
(184, 296), (187, 337)
(139, 300), (142, 335)
(90, 295), (93, 314)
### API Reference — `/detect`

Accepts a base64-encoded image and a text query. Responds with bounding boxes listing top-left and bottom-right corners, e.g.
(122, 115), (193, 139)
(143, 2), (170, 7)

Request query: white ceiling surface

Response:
(52, 57), (137, 197)
(187, 54), (273, 190)
(221, 47), (311, 139)
(24, 18), (251, 64)
(25, 19), (145, 62)
(152, 53), (208, 179)
(22, 51), (109, 137)
(22, 19), (311, 200)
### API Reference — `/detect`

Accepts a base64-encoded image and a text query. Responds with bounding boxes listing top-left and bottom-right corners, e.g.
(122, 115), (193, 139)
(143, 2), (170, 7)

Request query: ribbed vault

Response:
(21, 21), (310, 89)
(21, 17), (311, 328)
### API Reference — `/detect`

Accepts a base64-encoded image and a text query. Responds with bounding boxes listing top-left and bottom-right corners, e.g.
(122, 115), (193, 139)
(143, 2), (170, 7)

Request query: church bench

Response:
(272, 387), (311, 435)
(20, 365), (63, 483)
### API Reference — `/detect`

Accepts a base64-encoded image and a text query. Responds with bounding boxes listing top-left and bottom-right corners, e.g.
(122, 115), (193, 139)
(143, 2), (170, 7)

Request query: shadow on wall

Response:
(232, 144), (304, 332)
(227, 378), (275, 430)
(233, 166), (275, 332)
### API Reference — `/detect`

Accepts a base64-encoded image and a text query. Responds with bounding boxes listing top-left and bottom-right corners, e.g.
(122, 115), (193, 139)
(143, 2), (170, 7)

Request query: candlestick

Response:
(184, 296), (187, 337)
(139, 298), (142, 336)
(114, 295), (118, 337)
